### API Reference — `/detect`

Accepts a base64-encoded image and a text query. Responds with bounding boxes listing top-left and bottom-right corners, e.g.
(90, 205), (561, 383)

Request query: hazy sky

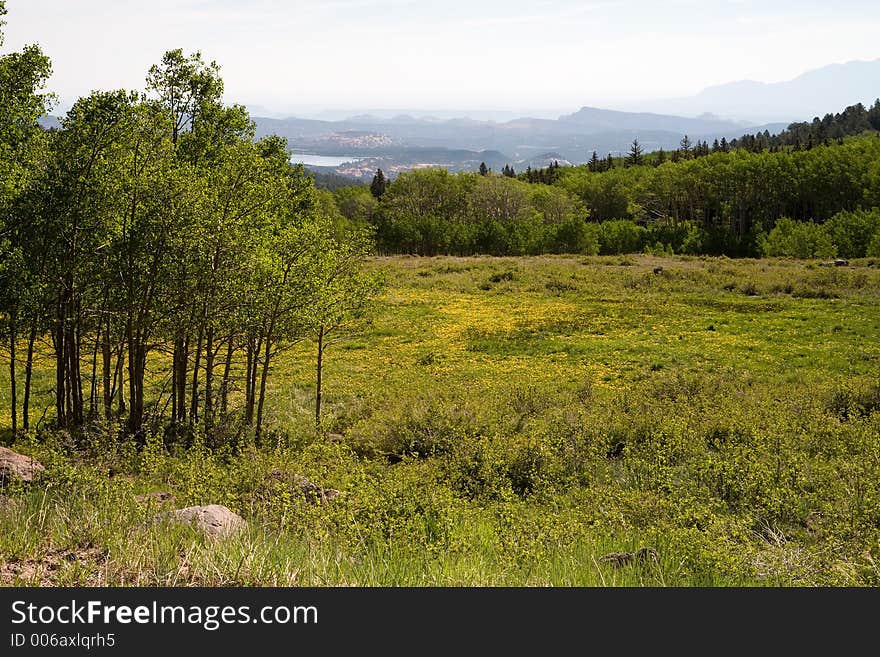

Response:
(3, 0), (879, 116)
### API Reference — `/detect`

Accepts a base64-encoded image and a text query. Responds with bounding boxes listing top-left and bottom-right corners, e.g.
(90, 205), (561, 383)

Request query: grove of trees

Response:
(1, 6), (377, 444)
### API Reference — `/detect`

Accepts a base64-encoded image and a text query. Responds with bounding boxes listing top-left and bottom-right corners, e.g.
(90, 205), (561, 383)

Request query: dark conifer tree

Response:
(869, 99), (880, 131)
(625, 139), (644, 167)
(679, 135), (692, 158)
(370, 168), (388, 198)
(478, 162), (489, 176)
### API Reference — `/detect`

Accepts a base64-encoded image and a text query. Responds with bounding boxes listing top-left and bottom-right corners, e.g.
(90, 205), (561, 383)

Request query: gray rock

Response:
(834, 259), (849, 267)
(293, 474), (341, 504)
(158, 505), (246, 538)
(0, 447), (45, 483)
(599, 547), (659, 568)
(0, 494), (21, 514)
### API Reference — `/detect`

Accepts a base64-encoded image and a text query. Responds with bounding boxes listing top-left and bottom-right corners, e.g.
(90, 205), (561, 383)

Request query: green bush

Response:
(550, 219), (599, 255)
(867, 230), (880, 258)
(761, 218), (836, 259)
(825, 208), (880, 258)
(598, 220), (646, 255)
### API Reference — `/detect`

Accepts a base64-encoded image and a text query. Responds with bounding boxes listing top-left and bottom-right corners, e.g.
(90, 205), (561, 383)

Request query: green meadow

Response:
(2, 254), (879, 586)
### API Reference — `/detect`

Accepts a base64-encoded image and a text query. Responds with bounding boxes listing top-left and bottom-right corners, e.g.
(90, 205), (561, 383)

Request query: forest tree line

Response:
(328, 119), (880, 258)
(1, 7), (377, 444)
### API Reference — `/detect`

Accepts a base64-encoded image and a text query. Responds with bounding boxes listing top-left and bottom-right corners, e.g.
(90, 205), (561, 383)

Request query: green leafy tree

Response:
(867, 229), (880, 257)
(598, 220), (646, 254)
(333, 184), (377, 229)
(824, 208), (880, 258)
(0, 2), (53, 433)
(761, 217), (836, 259)
(146, 49), (253, 432)
(304, 228), (383, 430)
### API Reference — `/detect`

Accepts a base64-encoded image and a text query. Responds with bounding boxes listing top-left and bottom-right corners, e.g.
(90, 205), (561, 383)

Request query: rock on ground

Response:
(599, 547), (659, 568)
(157, 505), (246, 538)
(0, 494), (22, 515)
(0, 447), (45, 483)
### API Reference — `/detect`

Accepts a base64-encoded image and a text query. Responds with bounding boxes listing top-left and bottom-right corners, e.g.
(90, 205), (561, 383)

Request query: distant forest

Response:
(322, 100), (880, 259)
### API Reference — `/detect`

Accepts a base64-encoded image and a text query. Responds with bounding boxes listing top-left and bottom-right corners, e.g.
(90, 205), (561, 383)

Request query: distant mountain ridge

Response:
(40, 58), (877, 178)
(637, 58), (880, 123)
(556, 106), (751, 134)
(252, 107), (784, 169)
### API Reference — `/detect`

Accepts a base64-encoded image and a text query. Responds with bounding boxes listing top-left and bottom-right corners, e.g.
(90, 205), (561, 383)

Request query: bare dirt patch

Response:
(0, 546), (107, 586)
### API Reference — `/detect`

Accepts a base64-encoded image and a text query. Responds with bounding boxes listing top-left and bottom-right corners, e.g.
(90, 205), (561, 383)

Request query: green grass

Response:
(2, 254), (880, 586)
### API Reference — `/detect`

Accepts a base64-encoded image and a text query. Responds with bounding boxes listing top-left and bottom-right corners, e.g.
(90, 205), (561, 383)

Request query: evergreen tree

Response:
(479, 162), (489, 176)
(655, 148), (666, 166)
(869, 99), (880, 131)
(588, 150), (600, 172)
(625, 139), (644, 167)
(605, 153), (614, 170)
(679, 135), (692, 159)
(370, 168), (388, 199)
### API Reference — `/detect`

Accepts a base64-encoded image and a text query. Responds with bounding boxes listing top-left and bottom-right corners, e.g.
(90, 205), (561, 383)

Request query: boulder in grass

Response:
(0, 447), (45, 484)
(599, 547), (659, 568)
(157, 505), (246, 539)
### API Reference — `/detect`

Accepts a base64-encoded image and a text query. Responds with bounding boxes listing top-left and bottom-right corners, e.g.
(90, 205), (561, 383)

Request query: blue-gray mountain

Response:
(252, 58), (879, 177)
(253, 109), (784, 179)
(631, 58), (880, 123)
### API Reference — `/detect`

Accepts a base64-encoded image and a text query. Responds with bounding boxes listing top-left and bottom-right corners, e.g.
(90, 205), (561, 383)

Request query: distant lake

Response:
(290, 153), (361, 167)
